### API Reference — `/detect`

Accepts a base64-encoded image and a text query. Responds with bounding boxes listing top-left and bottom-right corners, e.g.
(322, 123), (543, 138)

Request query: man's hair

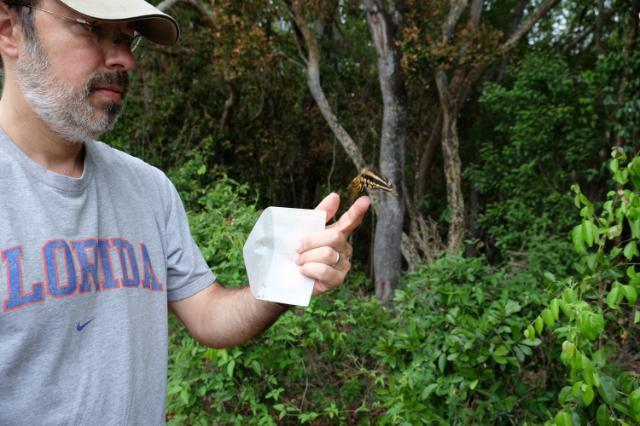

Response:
(4, 0), (40, 43)
(0, 0), (40, 70)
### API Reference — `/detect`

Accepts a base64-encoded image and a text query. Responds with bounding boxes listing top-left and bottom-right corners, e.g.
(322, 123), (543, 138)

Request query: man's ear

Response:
(0, 3), (21, 63)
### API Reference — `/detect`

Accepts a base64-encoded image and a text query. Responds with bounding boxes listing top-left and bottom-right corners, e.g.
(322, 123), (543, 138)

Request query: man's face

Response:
(14, 0), (136, 143)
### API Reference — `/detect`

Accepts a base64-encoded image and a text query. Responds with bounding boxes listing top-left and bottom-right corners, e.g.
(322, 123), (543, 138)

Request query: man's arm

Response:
(169, 194), (371, 348)
(169, 283), (288, 348)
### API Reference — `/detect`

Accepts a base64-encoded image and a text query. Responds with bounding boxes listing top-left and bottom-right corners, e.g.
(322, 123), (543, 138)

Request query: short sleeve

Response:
(163, 181), (216, 302)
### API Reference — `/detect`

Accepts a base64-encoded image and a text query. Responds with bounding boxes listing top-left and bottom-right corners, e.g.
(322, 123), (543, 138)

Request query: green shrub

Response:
(166, 166), (388, 424)
(374, 254), (561, 425)
(167, 270), (389, 425)
(525, 149), (640, 425)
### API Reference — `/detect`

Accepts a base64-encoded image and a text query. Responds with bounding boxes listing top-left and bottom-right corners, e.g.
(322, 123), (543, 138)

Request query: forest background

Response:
(104, 0), (639, 424)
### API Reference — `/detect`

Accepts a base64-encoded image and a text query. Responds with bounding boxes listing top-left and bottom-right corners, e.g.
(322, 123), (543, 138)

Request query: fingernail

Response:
(293, 253), (300, 264)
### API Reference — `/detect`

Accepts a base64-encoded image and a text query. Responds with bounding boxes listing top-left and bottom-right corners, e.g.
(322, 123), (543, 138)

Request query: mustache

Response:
(86, 71), (129, 97)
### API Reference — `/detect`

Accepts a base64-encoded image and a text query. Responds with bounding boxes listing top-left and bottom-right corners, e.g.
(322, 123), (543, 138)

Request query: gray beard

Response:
(15, 38), (128, 144)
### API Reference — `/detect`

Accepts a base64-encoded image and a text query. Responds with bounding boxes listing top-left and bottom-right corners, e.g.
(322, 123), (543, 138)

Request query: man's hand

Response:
(295, 193), (371, 295)
(171, 193), (370, 348)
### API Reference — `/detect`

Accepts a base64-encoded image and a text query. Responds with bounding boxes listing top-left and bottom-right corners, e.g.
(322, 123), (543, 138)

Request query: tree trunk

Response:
(288, 0), (421, 275)
(416, 109), (443, 198)
(365, 0), (407, 303)
(430, 0), (560, 252)
(435, 71), (465, 252)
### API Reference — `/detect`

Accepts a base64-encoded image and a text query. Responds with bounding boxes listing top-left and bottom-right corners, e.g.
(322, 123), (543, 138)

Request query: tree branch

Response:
(157, 0), (216, 29)
(289, 0), (366, 170)
(468, 0), (483, 28)
(441, 0), (469, 42)
(501, 0), (561, 54)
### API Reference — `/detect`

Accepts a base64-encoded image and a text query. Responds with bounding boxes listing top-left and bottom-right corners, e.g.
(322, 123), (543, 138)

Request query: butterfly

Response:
(348, 167), (399, 199)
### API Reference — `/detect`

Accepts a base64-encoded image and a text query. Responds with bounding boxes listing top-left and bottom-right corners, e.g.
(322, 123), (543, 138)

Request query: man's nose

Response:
(104, 42), (137, 71)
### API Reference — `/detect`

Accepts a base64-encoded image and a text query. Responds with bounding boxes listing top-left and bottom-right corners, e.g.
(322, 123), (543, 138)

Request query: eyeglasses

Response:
(15, 3), (142, 52)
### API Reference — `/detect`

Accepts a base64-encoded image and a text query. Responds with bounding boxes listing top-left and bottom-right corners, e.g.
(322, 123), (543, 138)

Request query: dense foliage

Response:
(96, 0), (640, 423)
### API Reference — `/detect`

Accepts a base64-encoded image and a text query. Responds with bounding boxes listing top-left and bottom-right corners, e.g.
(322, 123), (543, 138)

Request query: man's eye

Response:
(78, 21), (101, 36)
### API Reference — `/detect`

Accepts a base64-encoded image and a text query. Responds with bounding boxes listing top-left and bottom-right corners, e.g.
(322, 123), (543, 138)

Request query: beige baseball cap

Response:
(57, 0), (179, 45)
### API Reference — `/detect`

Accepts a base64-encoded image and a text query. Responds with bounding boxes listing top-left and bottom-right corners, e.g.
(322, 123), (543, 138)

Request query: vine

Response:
(525, 149), (640, 425)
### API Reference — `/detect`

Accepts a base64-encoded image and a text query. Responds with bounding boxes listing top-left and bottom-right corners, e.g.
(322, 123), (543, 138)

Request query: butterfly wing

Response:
(347, 175), (364, 199)
(359, 168), (399, 196)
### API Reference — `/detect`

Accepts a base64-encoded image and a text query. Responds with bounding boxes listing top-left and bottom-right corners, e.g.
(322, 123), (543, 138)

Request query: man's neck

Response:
(0, 81), (85, 178)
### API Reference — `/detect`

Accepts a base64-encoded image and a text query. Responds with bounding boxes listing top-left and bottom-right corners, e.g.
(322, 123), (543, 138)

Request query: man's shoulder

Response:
(89, 140), (169, 185)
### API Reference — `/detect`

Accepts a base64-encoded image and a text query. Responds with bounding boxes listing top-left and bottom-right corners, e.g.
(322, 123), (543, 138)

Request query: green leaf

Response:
(251, 360), (262, 376)
(622, 285), (638, 305)
(420, 383), (438, 400)
(563, 288), (578, 303)
(630, 218), (640, 239)
(629, 388), (640, 421)
(492, 346), (509, 364)
(596, 404), (611, 426)
(607, 285), (622, 309)
(610, 158), (619, 173)
(572, 224), (586, 253)
(551, 299), (560, 320)
(438, 353), (446, 373)
(628, 266), (640, 287)
(582, 354), (595, 386)
(541, 308), (555, 328)
(559, 300), (574, 319)
(561, 340), (575, 361)
(505, 300), (521, 315)
(524, 325), (536, 339)
(180, 389), (190, 405)
(469, 379), (478, 390)
(559, 386), (572, 404)
(624, 241), (639, 260)
(635, 310), (640, 324)
(493, 346), (509, 357)
(610, 246), (623, 260)
(598, 375), (617, 404)
(582, 384), (595, 406)
(571, 411), (581, 426)
(226, 359), (236, 377)
(606, 224), (623, 240)
(535, 316), (544, 335)
(555, 411), (572, 426)
(578, 311), (595, 340)
(583, 220), (595, 247)
(590, 312), (605, 335)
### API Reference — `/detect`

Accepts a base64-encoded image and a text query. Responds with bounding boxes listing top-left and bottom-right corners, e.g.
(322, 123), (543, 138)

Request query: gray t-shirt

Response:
(0, 130), (215, 425)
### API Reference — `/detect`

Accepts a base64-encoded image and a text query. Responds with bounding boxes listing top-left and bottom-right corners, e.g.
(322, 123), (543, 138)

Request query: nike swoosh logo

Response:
(76, 319), (94, 332)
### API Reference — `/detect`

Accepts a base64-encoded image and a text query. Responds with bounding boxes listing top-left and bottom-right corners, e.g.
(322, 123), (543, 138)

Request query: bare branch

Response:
(501, 0), (561, 53)
(289, 0), (367, 170)
(156, 0), (181, 11)
(157, 0), (216, 29)
(468, 0), (483, 28)
(441, 0), (469, 42)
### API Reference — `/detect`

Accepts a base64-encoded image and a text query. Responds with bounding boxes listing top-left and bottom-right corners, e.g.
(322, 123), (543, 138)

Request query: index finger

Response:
(331, 196), (371, 236)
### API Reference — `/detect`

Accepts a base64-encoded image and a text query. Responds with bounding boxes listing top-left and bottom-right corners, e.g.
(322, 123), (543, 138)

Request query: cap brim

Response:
(58, 0), (180, 45)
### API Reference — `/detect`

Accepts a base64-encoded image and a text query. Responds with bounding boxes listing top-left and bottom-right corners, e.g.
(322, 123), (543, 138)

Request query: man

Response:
(0, 0), (370, 423)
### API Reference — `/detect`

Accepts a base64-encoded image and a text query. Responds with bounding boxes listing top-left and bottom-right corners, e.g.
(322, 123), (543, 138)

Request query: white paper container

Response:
(243, 207), (325, 306)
